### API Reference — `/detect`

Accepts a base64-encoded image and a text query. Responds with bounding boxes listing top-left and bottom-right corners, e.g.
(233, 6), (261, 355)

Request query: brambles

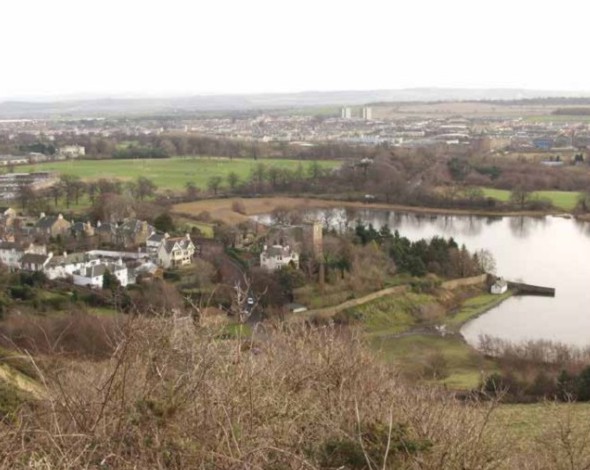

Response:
(0, 319), (510, 468)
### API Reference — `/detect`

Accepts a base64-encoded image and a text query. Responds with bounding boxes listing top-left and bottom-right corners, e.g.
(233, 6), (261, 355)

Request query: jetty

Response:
(506, 281), (555, 297)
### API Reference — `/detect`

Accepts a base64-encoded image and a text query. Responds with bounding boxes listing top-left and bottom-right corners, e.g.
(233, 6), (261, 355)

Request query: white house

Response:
(44, 252), (87, 280)
(260, 244), (299, 271)
(72, 259), (128, 289)
(0, 242), (25, 269)
(157, 235), (195, 269)
(0, 242), (46, 270)
(491, 278), (508, 295)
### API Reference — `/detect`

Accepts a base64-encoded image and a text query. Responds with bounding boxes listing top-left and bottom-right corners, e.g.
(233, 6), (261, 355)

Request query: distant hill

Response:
(2, 88), (590, 118)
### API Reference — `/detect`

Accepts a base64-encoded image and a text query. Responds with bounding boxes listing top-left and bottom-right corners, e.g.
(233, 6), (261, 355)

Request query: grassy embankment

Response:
(344, 288), (513, 390)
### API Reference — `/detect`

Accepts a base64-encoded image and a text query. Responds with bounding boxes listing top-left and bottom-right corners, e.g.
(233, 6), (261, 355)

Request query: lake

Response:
(257, 208), (590, 348)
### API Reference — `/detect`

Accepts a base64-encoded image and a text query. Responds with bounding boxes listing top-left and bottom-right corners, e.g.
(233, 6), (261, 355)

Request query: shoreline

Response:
(172, 195), (584, 225)
(446, 290), (515, 333)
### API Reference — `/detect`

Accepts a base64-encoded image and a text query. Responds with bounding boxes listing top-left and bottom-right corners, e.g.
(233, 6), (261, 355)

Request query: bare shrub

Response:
(196, 210), (212, 222)
(0, 320), (511, 468)
(231, 199), (247, 214)
(422, 351), (450, 380)
(0, 313), (122, 359)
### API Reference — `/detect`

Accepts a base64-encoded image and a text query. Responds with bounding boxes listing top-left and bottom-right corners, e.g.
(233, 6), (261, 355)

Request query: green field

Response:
(371, 334), (495, 389)
(19, 157), (340, 192)
(482, 187), (580, 211)
(526, 114), (590, 123)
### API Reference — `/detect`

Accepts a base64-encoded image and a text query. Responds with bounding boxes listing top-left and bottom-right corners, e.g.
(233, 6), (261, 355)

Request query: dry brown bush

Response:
(231, 200), (247, 215)
(0, 318), (513, 469)
(0, 313), (122, 359)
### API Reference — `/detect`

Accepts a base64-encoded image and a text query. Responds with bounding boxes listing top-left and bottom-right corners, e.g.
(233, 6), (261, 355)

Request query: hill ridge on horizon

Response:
(2, 87), (590, 118)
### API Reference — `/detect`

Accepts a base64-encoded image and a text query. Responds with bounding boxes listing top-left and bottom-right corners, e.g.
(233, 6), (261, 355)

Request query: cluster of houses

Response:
(0, 205), (325, 290)
(0, 208), (197, 289)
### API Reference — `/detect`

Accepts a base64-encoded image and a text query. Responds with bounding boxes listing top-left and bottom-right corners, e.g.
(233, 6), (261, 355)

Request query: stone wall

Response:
(440, 273), (488, 290)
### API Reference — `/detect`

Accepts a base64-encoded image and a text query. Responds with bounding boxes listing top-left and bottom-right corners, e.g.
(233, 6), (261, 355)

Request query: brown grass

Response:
(0, 313), (123, 360)
(0, 317), (515, 469)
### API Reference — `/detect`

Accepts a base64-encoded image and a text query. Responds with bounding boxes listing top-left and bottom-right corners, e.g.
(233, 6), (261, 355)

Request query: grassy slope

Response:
(371, 334), (495, 390)
(349, 292), (432, 336)
(482, 187), (580, 211)
(19, 157), (340, 191)
(356, 289), (512, 390)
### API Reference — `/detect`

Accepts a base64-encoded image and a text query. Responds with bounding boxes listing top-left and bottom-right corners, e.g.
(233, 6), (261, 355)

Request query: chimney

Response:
(58, 213), (63, 220)
(39, 212), (45, 219)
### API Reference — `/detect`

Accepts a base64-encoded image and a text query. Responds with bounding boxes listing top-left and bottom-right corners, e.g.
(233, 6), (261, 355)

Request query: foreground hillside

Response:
(1, 316), (590, 469)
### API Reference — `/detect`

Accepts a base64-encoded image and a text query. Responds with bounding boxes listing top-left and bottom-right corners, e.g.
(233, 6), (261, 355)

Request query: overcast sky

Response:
(1, 0), (589, 99)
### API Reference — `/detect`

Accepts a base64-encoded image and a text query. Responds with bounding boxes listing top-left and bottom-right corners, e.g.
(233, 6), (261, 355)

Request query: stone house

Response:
(157, 234), (196, 269)
(146, 232), (168, 256)
(95, 219), (154, 248)
(95, 221), (118, 245)
(116, 219), (153, 247)
(35, 213), (71, 238)
(71, 221), (95, 238)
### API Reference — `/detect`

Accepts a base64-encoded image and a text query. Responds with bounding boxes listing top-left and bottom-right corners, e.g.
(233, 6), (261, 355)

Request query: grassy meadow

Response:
(371, 333), (495, 389)
(482, 187), (580, 211)
(19, 157), (340, 191)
